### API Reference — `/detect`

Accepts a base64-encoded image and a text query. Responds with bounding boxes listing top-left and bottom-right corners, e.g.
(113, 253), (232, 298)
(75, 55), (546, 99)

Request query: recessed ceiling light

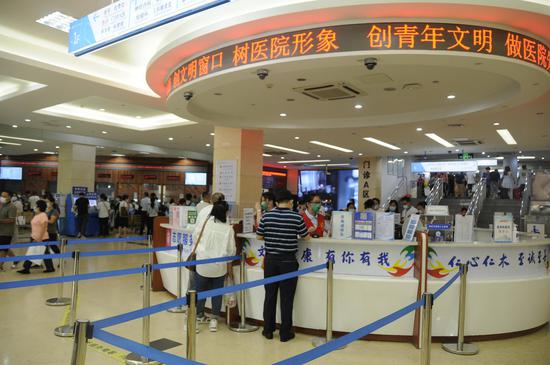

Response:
(24, 119), (31, 122)
(354, 104), (363, 110)
(317, 154), (321, 158)
(168, 137), (174, 141)
(281, 156), (285, 160)
(493, 122), (500, 126)
(210, 133), (215, 136)
(455, 149), (460, 152)
(416, 127), (423, 132)
(283, 165), (287, 168)
(277, 159), (330, 164)
(99, 108), (105, 112)
(0, 141), (22, 146)
(517, 156), (536, 160)
(262, 153), (272, 157)
(482, 152), (486, 155)
(519, 150), (523, 153)
(43, 151), (56, 155)
(101, 131), (108, 134)
(66, 125), (71, 128)
(55, 146), (60, 149)
(487, 155), (491, 157)
(280, 113), (287, 117)
(310, 140), (353, 153)
(424, 133), (454, 148)
(496, 156), (504, 160)
(496, 129), (517, 145)
(0, 135), (43, 142)
(404, 151), (409, 154)
(136, 116), (142, 119)
(12, 125), (18, 128)
(35, 11), (76, 33)
(358, 153), (363, 156)
(363, 137), (401, 150)
(294, 136), (300, 140)
(264, 144), (310, 155)
(542, 157), (545, 160)
(33, 148), (38, 152)
(447, 95), (456, 99)
(205, 143), (211, 147)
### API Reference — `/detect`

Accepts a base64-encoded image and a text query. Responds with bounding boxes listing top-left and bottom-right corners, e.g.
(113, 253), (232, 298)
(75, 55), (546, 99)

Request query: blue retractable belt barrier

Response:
(197, 263), (326, 301)
(274, 298), (424, 365)
(94, 328), (204, 365)
(1, 241), (61, 250)
(0, 266), (145, 290)
(79, 245), (176, 258)
(152, 255), (240, 271)
(0, 252), (72, 263)
(67, 236), (147, 245)
(94, 296), (188, 329)
(434, 267), (462, 300)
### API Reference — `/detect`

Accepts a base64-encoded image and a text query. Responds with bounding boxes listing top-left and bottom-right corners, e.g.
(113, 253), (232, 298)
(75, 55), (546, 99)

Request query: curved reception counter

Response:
(156, 223), (550, 340)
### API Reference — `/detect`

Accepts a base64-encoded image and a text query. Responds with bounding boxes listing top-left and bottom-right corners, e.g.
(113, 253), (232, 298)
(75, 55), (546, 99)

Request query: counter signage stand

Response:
(412, 232), (429, 349)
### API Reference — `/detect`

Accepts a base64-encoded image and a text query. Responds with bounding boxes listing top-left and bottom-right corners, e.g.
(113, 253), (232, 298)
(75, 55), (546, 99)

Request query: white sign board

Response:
(454, 214), (474, 243)
(404, 214), (420, 241)
(494, 212), (514, 243)
(411, 160), (478, 173)
(526, 224), (545, 238)
(215, 160), (237, 202)
(425, 205), (450, 216)
(242, 208), (255, 234)
(331, 211), (354, 240)
(375, 212), (395, 241)
(354, 211), (375, 240)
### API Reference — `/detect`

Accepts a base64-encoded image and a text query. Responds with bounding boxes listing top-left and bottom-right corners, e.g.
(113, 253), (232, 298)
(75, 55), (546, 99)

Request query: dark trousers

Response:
(99, 217), (109, 236)
(139, 211), (148, 235)
(146, 216), (155, 236)
(196, 273), (225, 318)
(44, 233), (60, 272)
(263, 254), (299, 338)
(76, 215), (88, 236)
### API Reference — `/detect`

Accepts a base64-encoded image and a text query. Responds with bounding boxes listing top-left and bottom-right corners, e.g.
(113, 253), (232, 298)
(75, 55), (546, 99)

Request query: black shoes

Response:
(280, 333), (296, 342)
(262, 331), (273, 340)
(43, 269), (55, 273)
(17, 269), (30, 274)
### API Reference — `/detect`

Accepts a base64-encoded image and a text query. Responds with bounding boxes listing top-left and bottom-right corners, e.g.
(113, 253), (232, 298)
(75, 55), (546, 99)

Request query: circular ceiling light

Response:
(416, 127), (423, 132)
(24, 119), (31, 122)
(101, 131), (108, 134)
(447, 95), (456, 99)
(280, 113), (287, 117)
(493, 122), (500, 126)
(354, 104), (363, 110)
(168, 137), (174, 141)
(12, 125), (18, 128)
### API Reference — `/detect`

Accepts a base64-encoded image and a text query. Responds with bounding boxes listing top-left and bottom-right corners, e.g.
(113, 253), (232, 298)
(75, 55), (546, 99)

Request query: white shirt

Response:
(467, 171), (476, 185)
(148, 201), (159, 217)
(140, 197), (151, 212)
(97, 200), (110, 218)
(193, 205), (213, 243)
(28, 195), (40, 210)
(195, 200), (210, 214)
(195, 217), (236, 278)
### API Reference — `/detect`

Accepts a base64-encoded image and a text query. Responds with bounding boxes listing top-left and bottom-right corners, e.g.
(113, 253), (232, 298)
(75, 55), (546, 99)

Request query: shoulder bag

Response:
(185, 216), (210, 272)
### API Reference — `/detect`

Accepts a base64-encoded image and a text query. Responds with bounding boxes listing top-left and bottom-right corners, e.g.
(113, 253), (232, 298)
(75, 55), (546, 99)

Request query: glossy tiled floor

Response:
(1, 238), (549, 365)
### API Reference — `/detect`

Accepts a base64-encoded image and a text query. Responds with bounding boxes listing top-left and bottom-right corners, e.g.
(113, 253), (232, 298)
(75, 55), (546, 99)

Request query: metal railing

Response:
(426, 179), (443, 205)
(467, 178), (486, 226)
(519, 170), (533, 218)
(382, 177), (407, 211)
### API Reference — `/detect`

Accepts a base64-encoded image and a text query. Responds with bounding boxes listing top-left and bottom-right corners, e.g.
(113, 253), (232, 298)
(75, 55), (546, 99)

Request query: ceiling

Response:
(0, 0), (549, 170)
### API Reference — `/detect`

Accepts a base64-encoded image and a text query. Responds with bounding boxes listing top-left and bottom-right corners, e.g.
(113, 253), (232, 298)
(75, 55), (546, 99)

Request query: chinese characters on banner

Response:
(214, 160), (237, 203)
(166, 22), (550, 94)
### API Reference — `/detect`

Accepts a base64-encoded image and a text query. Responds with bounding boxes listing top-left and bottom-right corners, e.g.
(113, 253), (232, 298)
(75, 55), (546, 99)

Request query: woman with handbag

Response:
(191, 200), (236, 332)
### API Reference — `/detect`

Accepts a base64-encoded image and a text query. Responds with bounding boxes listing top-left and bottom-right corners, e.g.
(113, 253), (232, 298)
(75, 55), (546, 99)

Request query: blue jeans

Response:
(195, 273), (225, 318)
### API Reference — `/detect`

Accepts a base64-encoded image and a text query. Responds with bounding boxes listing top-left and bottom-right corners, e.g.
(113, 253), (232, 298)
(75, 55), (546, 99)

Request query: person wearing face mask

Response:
(0, 191), (17, 271)
(385, 199), (402, 239)
(399, 196), (418, 224)
(301, 194), (325, 238)
(18, 200), (49, 274)
(42, 196), (61, 273)
(255, 192), (275, 227)
(372, 198), (381, 211)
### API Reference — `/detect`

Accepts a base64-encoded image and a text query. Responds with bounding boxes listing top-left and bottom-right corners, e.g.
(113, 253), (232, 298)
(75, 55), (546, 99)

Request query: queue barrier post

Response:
(125, 264), (158, 365)
(442, 264), (479, 355)
(186, 290), (197, 361)
(229, 251), (258, 333)
(312, 260), (343, 348)
(167, 244), (186, 313)
(54, 250), (81, 337)
(46, 238), (71, 306)
(70, 320), (91, 365)
(147, 235), (154, 268)
(420, 293), (433, 365)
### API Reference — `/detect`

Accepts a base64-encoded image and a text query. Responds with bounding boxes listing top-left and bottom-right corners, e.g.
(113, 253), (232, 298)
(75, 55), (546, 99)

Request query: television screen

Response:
(185, 172), (207, 185)
(0, 167), (22, 180)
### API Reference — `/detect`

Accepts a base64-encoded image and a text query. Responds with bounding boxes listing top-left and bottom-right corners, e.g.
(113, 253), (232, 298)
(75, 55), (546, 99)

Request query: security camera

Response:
(257, 69), (269, 80)
(364, 57), (378, 70)
(183, 92), (193, 101)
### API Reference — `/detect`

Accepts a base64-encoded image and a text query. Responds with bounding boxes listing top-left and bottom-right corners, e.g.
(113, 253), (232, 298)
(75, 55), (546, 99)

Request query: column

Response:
(212, 127), (263, 215)
(358, 156), (381, 211)
(57, 144), (96, 194)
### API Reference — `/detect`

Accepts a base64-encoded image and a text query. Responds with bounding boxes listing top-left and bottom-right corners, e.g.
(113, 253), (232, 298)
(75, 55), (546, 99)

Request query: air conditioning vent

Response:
(294, 82), (363, 101)
(453, 138), (483, 146)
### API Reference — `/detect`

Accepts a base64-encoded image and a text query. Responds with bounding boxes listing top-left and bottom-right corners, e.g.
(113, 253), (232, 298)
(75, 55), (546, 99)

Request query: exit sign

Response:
(458, 153), (474, 160)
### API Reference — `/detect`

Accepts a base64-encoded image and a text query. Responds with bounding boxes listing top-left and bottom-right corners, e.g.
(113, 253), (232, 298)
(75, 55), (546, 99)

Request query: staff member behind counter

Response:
(301, 194), (326, 238)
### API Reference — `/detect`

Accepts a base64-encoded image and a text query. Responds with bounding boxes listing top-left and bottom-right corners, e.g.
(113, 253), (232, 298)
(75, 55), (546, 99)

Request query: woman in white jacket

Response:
(195, 200), (236, 332)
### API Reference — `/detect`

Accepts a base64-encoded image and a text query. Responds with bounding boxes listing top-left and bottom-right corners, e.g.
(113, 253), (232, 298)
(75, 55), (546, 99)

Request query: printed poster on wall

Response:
(215, 160), (237, 202)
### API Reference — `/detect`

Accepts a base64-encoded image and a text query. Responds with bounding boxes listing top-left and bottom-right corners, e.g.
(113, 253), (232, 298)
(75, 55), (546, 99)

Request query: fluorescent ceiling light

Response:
(35, 103), (196, 131)
(310, 140), (353, 153)
(139, 152), (151, 155)
(363, 137), (401, 150)
(111, 153), (125, 157)
(517, 156), (535, 160)
(447, 95), (456, 99)
(12, 125), (18, 128)
(354, 104), (363, 110)
(205, 144), (211, 147)
(279, 113), (287, 117)
(424, 133), (454, 148)
(277, 159), (330, 164)
(496, 156), (504, 160)
(24, 119), (31, 122)
(308, 163), (351, 167)
(0, 135), (43, 143)
(496, 129), (517, 145)
(262, 153), (272, 157)
(36, 11), (76, 33)
(264, 144), (310, 155)
(416, 127), (423, 131)
(43, 151), (56, 155)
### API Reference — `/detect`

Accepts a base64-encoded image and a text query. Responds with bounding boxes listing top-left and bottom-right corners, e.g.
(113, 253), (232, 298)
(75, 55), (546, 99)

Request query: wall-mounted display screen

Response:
(0, 167), (22, 180)
(185, 172), (207, 186)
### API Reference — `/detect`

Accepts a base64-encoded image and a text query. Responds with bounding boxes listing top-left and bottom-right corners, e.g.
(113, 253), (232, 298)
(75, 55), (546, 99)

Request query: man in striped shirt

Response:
(257, 189), (310, 342)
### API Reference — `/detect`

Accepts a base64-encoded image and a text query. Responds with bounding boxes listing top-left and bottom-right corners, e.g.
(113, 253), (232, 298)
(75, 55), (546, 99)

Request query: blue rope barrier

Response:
(67, 236), (148, 245)
(0, 267), (145, 290)
(434, 267), (462, 300)
(152, 255), (240, 271)
(274, 298), (424, 365)
(93, 328), (204, 365)
(197, 263), (327, 301)
(0, 252), (72, 263)
(94, 296), (188, 329)
(79, 246), (176, 258)
(1, 241), (61, 250)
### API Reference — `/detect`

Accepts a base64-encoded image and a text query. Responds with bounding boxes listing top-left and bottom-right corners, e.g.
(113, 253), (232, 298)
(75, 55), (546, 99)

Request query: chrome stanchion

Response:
(312, 260), (344, 348)
(54, 250), (80, 337)
(46, 238), (71, 306)
(126, 264), (158, 365)
(70, 320), (91, 365)
(230, 251), (258, 332)
(442, 264), (479, 355)
(147, 235), (154, 267)
(421, 293), (433, 365)
(167, 244), (186, 313)
(186, 290), (197, 361)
